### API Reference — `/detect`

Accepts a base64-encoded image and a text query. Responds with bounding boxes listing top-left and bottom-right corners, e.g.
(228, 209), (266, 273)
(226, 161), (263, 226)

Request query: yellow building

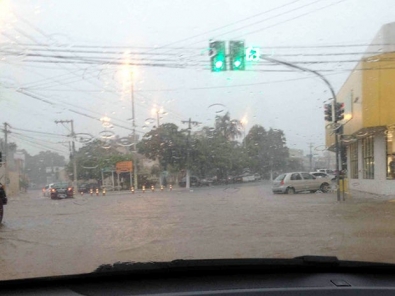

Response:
(326, 22), (395, 196)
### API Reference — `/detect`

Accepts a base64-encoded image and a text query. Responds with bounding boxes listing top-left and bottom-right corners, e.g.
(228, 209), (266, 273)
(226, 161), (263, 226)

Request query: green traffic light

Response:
(209, 41), (227, 72)
(229, 41), (245, 71)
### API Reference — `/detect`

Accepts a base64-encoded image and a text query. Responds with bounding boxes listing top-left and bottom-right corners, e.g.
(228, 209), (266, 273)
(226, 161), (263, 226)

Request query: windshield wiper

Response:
(93, 256), (395, 274)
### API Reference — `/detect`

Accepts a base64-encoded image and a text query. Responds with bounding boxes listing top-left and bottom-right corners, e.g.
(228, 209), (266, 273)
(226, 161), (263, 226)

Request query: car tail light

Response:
(51, 188), (56, 193)
(280, 180), (284, 186)
(67, 187), (72, 191)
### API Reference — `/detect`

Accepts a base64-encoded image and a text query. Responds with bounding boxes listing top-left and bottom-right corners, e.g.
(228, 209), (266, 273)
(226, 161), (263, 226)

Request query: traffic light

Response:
(229, 40), (245, 71)
(324, 103), (333, 122)
(209, 41), (226, 72)
(335, 102), (345, 121)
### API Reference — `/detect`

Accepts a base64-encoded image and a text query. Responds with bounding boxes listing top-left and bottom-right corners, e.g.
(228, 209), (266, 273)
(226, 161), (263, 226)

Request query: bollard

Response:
(169, 184), (172, 191)
(161, 185), (164, 191)
(142, 185), (145, 193)
(102, 188), (106, 196)
(90, 188), (93, 196)
(151, 185), (154, 192)
(96, 188), (99, 196)
(131, 186), (135, 194)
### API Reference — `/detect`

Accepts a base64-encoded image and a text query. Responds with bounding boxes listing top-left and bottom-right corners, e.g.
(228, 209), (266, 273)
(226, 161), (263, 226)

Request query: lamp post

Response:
(152, 106), (166, 186)
(130, 71), (138, 189)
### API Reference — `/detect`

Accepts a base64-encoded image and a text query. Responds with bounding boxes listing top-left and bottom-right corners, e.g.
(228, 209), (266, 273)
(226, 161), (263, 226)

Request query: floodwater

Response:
(2, 183), (395, 281)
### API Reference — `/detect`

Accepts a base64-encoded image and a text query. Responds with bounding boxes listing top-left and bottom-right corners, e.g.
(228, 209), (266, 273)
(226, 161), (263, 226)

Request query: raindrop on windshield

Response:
(0, 76), (20, 90)
(117, 137), (134, 147)
(74, 133), (95, 144)
(208, 103), (227, 115)
(145, 118), (155, 125)
(99, 130), (115, 139)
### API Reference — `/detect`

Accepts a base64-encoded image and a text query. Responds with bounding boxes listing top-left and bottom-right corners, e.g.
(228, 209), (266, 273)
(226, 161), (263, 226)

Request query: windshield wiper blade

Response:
(93, 256), (395, 274)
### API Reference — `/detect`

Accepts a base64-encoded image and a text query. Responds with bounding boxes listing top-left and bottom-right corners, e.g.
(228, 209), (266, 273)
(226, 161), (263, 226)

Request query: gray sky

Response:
(0, 0), (394, 157)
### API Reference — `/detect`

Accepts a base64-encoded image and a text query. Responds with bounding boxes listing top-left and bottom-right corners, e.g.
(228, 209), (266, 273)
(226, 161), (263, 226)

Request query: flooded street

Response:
(2, 182), (395, 280)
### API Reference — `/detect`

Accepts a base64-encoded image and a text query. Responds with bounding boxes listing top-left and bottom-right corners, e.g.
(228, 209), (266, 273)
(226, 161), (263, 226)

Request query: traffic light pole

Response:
(259, 55), (341, 202)
(3, 123), (9, 190)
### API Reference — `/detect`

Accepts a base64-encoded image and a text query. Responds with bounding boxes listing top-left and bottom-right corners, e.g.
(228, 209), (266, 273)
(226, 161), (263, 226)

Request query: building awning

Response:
(327, 126), (386, 151)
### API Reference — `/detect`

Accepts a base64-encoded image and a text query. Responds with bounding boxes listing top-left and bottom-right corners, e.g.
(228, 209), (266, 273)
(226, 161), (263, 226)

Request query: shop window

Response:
(350, 142), (358, 179)
(362, 136), (374, 179)
(386, 131), (395, 179)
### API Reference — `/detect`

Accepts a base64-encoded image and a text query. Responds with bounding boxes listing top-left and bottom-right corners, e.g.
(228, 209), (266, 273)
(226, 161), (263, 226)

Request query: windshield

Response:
(1, 0), (395, 281)
(53, 182), (70, 188)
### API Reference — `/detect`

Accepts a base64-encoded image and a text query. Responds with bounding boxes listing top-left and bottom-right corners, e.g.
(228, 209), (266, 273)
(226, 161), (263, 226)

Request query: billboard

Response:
(116, 161), (133, 173)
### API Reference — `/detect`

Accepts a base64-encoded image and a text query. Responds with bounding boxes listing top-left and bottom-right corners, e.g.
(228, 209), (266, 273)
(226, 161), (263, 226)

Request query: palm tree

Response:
(215, 112), (242, 140)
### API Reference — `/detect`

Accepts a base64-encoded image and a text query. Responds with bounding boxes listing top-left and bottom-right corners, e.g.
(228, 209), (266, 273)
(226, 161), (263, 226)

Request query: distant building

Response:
(289, 149), (304, 158)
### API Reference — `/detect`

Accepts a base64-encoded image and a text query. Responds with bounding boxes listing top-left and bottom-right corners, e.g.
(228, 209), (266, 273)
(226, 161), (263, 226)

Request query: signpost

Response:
(116, 161), (133, 190)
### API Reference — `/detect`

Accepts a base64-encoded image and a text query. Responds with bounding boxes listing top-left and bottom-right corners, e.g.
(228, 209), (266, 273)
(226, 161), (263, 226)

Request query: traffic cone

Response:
(131, 186), (135, 194)
(142, 185), (145, 193)
(102, 188), (106, 196)
(90, 188), (93, 196)
(161, 185), (164, 191)
(96, 188), (99, 196)
(151, 185), (155, 192)
(169, 184), (172, 191)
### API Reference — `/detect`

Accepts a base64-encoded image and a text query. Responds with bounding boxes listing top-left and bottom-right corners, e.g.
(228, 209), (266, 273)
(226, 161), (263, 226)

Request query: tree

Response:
(66, 139), (132, 181)
(245, 125), (289, 179)
(137, 123), (188, 171)
(215, 112), (242, 140)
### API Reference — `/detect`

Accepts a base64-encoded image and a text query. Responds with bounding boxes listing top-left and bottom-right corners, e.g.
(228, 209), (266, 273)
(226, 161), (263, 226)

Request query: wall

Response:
(348, 133), (395, 196)
(362, 52), (395, 128)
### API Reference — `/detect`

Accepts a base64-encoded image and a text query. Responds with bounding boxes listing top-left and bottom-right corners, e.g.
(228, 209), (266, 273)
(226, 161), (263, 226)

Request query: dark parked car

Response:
(200, 178), (213, 186)
(0, 183), (7, 223)
(50, 182), (74, 199)
(179, 176), (201, 187)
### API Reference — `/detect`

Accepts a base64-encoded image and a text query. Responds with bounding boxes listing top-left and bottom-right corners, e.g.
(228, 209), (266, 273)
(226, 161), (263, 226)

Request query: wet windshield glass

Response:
(1, 0), (395, 281)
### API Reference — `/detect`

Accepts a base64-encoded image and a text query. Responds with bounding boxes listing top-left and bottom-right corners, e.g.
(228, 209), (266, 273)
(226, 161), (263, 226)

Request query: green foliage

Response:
(66, 139), (133, 181)
(137, 113), (293, 180)
(137, 123), (188, 170)
(244, 125), (289, 179)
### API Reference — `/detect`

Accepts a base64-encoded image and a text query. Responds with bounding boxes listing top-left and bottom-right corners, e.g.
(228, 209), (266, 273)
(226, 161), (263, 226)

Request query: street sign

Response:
(116, 161), (133, 173)
(246, 46), (261, 61)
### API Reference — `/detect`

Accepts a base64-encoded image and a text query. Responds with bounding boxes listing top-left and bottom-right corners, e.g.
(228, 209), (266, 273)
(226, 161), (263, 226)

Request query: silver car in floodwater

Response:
(272, 172), (331, 194)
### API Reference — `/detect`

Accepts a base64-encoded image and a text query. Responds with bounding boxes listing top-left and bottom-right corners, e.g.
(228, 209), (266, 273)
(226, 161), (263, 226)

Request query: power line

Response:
(10, 127), (69, 137)
(235, 0), (347, 39)
(9, 133), (68, 154)
(140, 0), (304, 50)
(190, 0), (327, 46)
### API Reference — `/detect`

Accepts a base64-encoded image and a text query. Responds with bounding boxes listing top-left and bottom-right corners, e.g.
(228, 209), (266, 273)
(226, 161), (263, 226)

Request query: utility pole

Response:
(3, 123), (10, 190)
(131, 72), (138, 189)
(181, 118), (200, 189)
(55, 120), (77, 192)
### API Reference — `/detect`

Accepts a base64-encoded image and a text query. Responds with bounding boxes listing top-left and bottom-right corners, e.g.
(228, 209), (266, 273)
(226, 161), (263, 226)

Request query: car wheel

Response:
(286, 187), (295, 195)
(320, 183), (330, 193)
(0, 200), (3, 223)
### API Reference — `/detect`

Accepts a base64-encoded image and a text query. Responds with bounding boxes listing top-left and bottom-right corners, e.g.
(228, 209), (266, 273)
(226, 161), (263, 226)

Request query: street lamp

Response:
(151, 106), (166, 128)
(151, 106), (166, 186)
(130, 71), (138, 189)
